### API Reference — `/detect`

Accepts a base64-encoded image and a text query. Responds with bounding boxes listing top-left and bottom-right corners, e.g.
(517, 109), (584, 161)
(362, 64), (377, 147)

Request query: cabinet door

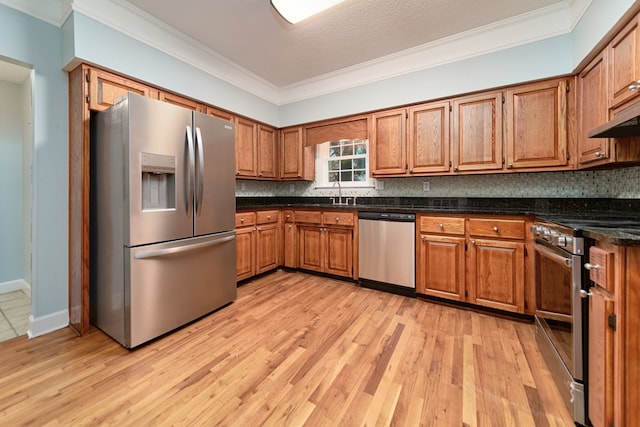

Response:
(256, 223), (278, 274)
(452, 92), (503, 172)
(159, 91), (202, 112)
(235, 117), (257, 177)
(578, 52), (610, 165)
(88, 69), (156, 112)
(504, 79), (568, 169)
(408, 101), (451, 174)
(283, 223), (297, 268)
(608, 15), (640, 109)
(298, 226), (323, 272)
(325, 227), (353, 278)
(280, 127), (303, 179)
(417, 234), (465, 300)
(236, 226), (255, 281)
(588, 287), (615, 427)
(370, 108), (407, 176)
(257, 125), (277, 179)
(468, 238), (524, 313)
(205, 106), (234, 123)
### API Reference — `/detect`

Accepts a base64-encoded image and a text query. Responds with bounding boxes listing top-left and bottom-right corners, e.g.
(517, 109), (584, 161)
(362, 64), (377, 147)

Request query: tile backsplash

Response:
(236, 166), (640, 199)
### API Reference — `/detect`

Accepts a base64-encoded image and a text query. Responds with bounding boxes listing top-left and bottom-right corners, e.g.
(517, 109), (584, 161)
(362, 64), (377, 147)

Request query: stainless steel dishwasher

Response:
(358, 212), (416, 296)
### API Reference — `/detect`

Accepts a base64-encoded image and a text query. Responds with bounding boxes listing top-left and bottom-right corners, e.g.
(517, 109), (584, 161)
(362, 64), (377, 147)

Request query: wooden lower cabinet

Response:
(236, 225), (256, 281)
(282, 210), (297, 268)
(585, 240), (640, 427)
(416, 215), (466, 300)
(296, 210), (356, 279)
(416, 214), (528, 314)
(467, 238), (525, 312)
(235, 210), (280, 281)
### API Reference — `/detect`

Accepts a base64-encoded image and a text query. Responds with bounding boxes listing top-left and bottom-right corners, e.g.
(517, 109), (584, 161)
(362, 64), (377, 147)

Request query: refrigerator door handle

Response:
(134, 233), (236, 260)
(185, 126), (195, 217)
(195, 126), (205, 216)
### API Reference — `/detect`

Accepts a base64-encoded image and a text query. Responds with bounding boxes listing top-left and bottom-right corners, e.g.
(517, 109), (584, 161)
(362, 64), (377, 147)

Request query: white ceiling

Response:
(123, 0), (566, 87)
(0, 0), (591, 101)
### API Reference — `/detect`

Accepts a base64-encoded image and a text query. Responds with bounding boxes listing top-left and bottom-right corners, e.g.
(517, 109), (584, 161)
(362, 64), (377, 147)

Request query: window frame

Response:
(315, 139), (374, 189)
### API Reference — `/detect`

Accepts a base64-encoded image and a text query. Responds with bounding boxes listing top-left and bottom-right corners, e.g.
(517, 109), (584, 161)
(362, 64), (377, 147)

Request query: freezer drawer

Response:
(93, 232), (237, 348)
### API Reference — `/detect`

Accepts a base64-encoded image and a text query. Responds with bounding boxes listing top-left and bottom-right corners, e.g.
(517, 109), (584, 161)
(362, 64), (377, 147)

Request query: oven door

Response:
(534, 241), (584, 381)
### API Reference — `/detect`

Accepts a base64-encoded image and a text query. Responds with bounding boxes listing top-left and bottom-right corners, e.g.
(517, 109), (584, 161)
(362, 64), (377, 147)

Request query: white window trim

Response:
(315, 139), (375, 189)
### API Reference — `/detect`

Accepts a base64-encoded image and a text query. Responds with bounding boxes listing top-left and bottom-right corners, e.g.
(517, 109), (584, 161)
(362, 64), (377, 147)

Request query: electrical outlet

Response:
(423, 181), (430, 192)
(289, 184), (295, 193)
(240, 182), (246, 191)
(375, 180), (384, 190)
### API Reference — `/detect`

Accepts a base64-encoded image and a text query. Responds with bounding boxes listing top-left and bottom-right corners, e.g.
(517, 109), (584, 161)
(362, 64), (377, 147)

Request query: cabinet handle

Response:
(594, 151), (604, 158)
(454, 166), (459, 172)
(584, 263), (600, 270)
(286, 215), (290, 219)
(493, 226), (499, 232)
(471, 240), (476, 245)
(439, 223), (444, 229)
(288, 225), (292, 229)
(335, 217), (340, 222)
(630, 84), (638, 92)
(421, 234), (426, 241)
(579, 289), (592, 299)
(508, 163), (513, 168)
(267, 215), (271, 220)
(240, 218), (245, 223)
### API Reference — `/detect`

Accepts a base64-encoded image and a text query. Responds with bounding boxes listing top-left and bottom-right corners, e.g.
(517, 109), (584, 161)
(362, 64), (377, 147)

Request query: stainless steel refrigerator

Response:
(90, 93), (237, 348)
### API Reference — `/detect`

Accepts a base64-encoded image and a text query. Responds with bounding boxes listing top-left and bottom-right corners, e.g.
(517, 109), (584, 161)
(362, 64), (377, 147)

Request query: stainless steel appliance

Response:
(90, 93), (237, 348)
(532, 220), (588, 426)
(358, 212), (416, 296)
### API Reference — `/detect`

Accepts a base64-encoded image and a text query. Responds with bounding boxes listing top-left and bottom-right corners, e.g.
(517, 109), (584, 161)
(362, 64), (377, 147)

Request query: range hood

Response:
(589, 101), (640, 138)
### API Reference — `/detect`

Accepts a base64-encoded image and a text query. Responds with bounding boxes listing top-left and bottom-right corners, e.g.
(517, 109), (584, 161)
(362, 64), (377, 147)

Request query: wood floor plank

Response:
(0, 270), (574, 426)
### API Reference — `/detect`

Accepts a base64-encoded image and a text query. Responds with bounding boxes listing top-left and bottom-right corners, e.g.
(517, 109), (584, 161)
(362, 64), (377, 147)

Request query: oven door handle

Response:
(534, 242), (573, 267)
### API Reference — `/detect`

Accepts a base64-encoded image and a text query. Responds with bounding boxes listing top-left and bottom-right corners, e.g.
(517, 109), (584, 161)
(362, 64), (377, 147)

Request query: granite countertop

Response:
(236, 196), (640, 246)
(582, 227), (640, 247)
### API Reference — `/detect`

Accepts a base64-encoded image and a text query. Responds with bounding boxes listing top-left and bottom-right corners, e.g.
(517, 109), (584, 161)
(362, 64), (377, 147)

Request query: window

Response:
(315, 139), (374, 188)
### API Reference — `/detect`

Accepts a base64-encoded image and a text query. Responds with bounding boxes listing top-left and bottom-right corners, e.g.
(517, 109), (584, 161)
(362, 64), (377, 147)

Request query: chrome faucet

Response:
(332, 181), (342, 205)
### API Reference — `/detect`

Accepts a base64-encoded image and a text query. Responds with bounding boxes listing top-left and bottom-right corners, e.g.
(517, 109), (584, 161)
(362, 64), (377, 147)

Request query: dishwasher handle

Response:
(358, 212), (415, 222)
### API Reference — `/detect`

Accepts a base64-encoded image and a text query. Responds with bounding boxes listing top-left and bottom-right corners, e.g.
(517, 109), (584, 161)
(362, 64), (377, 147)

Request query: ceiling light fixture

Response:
(271, 0), (347, 24)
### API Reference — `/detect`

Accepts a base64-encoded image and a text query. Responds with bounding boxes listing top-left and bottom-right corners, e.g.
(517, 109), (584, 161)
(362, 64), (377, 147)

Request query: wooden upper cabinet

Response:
(578, 52), (610, 165)
(235, 117), (258, 177)
(504, 79), (568, 170)
(88, 68), (156, 111)
(608, 14), (640, 109)
(370, 108), (407, 175)
(408, 101), (451, 174)
(257, 125), (277, 179)
(158, 91), (202, 112)
(205, 106), (234, 123)
(280, 127), (304, 180)
(452, 91), (503, 172)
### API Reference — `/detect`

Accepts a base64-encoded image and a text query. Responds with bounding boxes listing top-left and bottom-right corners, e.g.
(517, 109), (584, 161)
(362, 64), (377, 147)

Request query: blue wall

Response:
(0, 4), (68, 324)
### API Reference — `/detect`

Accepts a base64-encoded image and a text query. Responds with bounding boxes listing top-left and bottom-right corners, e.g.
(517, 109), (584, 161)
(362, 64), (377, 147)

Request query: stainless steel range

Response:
(532, 220), (588, 426)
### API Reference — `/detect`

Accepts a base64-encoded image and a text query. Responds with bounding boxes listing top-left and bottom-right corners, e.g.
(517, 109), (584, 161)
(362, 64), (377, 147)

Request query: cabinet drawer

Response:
(235, 212), (256, 228)
(588, 246), (615, 293)
(294, 210), (323, 225)
(323, 211), (355, 227)
(256, 210), (279, 224)
(419, 216), (465, 235)
(283, 210), (295, 223)
(467, 218), (525, 239)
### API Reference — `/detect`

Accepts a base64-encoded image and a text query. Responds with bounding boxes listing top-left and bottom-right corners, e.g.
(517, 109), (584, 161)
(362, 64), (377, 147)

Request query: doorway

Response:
(0, 58), (33, 342)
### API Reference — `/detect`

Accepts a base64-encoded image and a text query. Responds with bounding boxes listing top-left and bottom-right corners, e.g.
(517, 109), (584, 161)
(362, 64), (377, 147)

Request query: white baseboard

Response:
(28, 310), (69, 339)
(0, 279), (31, 296)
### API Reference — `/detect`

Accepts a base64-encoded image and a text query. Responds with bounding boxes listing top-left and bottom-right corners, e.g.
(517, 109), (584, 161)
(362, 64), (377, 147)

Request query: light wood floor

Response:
(0, 270), (573, 426)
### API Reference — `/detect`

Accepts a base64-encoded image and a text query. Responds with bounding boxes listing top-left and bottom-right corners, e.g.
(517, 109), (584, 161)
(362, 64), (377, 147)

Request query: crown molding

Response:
(70, 0), (281, 104)
(1, 0), (591, 105)
(0, 0), (72, 26)
(278, 0), (591, 104)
